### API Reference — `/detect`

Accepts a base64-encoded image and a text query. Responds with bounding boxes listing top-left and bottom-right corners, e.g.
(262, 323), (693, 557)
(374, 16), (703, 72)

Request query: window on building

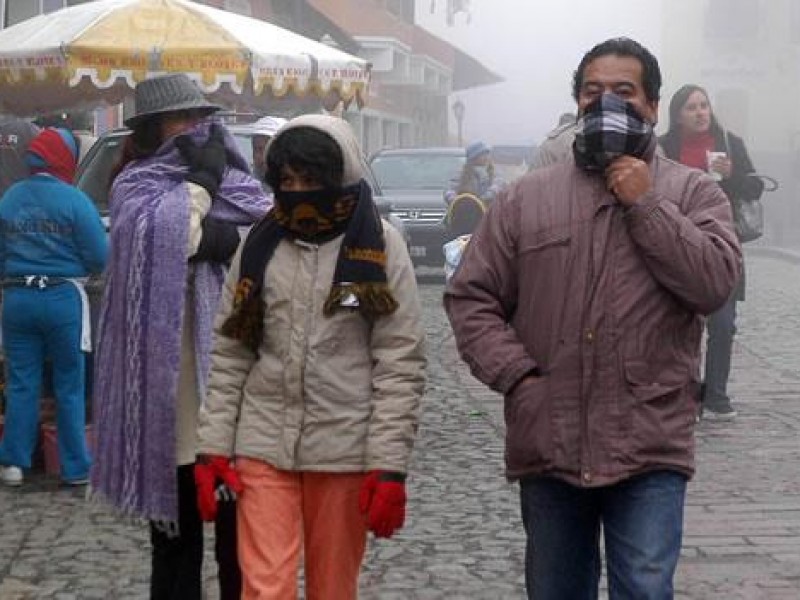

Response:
(793, 2), (800, 44)
(716, 88), (750, 139)
(43, 0), (64, 13)
(269, 0), (302, 29)
(363, 116), (381, 157)
(399, 123), (411, 148)
(386, 0), (414, 23)
(5, 0), (39, 26)
(704, 0), (760, 40)
(224, 0), (252, 16)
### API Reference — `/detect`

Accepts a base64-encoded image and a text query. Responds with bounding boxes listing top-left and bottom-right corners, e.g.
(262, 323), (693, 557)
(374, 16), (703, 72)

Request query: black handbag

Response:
(723, 131), (777, 243)
(731, 188), (765, 243)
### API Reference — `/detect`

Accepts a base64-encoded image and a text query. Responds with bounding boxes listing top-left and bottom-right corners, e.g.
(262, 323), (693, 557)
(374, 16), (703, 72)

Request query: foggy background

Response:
(418, 0), (663, 145)
(419, 0), (800, 250)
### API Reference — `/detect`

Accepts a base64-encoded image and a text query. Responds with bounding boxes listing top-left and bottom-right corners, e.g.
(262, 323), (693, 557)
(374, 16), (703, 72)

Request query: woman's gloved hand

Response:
(358, 470), (407, 538)
(190, 217), (240, 264)
(176, 122), (229, 198)
(194, 454), (243, 522)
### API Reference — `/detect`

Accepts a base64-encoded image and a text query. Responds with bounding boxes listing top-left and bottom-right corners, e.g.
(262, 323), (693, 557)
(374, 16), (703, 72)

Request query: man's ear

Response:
(645, 100), (660, 126)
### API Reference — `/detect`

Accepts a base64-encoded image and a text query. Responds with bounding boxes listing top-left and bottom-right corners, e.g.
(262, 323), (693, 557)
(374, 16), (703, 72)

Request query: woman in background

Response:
(659, 83), (764, 421)
(444, 141), (502, 205)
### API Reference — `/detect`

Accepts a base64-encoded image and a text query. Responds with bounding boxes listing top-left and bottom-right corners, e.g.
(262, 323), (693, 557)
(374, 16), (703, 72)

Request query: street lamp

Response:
(452, 98), (465, 147)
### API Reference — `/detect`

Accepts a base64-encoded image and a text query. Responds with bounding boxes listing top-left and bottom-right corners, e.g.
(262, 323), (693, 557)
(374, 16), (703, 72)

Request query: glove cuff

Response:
(377, 471), (406, 483)
(186, 171), (220, 197)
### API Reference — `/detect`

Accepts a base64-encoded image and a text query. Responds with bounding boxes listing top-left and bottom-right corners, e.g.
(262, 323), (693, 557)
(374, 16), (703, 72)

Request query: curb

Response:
(745, 245), (800, 265)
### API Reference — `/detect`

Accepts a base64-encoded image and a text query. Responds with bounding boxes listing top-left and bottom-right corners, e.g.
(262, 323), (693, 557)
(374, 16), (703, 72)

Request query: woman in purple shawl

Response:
(90, 74), (269, 600)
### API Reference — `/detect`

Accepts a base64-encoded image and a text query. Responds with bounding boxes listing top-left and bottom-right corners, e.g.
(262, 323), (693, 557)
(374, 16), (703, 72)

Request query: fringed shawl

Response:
(90, 120), (269, 523)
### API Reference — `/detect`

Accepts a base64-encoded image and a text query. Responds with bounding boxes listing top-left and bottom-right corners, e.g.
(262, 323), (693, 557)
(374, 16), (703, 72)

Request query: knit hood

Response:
(271, 114), (368, 186)
(25, 128), (78, 184)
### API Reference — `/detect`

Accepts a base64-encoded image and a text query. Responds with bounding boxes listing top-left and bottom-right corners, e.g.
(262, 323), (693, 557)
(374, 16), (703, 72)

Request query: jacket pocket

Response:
(315, 312), (369, 356)
(624, 361), (689, 400)
(623, 361), (694, 455)
(519, 227), (571, 255)
(504, 376), (553, 472)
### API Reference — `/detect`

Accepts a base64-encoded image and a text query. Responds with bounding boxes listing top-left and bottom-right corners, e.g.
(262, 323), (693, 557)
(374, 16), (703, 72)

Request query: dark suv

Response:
(369, 147), (465, 266)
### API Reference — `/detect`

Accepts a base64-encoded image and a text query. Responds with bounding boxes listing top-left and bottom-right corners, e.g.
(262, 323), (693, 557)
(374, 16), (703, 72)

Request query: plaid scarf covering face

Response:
(221, 179), (398, 352)
(573, 93), (655, 172)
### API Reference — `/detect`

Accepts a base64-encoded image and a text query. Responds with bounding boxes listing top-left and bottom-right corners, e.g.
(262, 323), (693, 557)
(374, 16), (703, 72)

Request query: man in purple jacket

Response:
(444, 38), (741, 599)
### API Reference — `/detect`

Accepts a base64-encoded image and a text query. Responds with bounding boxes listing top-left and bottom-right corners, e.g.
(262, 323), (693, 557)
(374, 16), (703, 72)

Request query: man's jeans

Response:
(704, 292), (737, 409)
(519, 470), (687, 600)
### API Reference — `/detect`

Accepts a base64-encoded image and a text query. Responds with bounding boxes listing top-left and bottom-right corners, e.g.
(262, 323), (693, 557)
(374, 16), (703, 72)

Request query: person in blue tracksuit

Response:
(0, 128), (108, 486)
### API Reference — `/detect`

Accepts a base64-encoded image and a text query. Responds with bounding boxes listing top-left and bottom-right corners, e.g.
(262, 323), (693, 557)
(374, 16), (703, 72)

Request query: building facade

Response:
(293, 0), (499, 155)
(1, 0), (498, 154)
(659, 0), (800, 248)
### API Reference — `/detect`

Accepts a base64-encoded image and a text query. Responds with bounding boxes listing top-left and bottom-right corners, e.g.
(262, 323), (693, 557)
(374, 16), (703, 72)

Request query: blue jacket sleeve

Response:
(72, 189), (109, 274)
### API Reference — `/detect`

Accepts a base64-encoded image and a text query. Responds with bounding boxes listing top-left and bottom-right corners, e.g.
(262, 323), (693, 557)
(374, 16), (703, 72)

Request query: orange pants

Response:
(236, 458), (368, 600)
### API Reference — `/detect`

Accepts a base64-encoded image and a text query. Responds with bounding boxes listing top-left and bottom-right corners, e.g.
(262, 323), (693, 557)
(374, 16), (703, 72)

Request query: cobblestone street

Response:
(0, 249), (799, 599)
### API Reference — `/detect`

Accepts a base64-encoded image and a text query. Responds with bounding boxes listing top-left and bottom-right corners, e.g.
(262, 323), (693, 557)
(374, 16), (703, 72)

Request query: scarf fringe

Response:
(323, 283), (399, 318)
(220, 298), (264, 354)
(87, 485), (176, 536)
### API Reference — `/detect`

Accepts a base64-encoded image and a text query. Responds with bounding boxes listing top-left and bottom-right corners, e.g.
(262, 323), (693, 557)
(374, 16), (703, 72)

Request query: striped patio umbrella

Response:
(0, 0), (370, 116)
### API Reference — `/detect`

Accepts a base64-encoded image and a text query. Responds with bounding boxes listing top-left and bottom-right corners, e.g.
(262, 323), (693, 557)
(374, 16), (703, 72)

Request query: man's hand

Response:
(605, 156), (652, 206)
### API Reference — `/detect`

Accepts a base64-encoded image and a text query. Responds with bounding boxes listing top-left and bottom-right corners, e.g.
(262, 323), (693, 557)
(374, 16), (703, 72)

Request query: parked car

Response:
(369, 147), (465, 266)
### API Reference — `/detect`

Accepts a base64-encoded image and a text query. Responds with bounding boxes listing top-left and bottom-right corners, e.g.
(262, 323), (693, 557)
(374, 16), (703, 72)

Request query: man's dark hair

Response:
(571, 37), (662, 103)
(265, 126), (343, 191)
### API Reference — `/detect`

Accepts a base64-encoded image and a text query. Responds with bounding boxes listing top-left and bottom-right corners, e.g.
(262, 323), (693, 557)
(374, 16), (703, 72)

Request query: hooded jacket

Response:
(196, 115), (427, 474)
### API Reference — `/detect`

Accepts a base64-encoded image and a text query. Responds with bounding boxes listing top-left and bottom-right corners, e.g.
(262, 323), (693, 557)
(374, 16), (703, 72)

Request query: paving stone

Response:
(0, 250), (799, 597)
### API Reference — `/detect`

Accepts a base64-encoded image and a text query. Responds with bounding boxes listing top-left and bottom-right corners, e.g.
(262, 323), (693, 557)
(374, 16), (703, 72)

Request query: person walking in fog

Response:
(444, 38), (742, 599)
(196, 114), (426, 599)
(0, 128), (107, 487)
(442, 190), (487, 282)
(659, 83), (764, 421)
(249, 115), (286, 191)
(445, 141), (502, 204)
(90, 73), (269, 600)
(529, 111), (576, 169)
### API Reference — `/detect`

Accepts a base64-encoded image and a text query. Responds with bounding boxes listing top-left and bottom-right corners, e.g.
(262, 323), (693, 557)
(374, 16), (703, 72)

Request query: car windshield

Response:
(370, 153), (464, 191)
(74, 133), (128, 215)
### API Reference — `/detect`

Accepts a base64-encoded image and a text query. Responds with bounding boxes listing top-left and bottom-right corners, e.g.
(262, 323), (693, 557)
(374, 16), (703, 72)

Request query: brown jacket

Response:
(444, 155), (741, 486)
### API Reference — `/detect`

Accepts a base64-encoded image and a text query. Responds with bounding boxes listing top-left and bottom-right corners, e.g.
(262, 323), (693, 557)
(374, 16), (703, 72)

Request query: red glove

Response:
(194, 455), (243, 522)
(358, 470), (407, 538)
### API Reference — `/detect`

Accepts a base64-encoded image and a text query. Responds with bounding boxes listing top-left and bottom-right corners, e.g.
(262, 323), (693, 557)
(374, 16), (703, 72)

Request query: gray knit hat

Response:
(125, 73), (221, 128)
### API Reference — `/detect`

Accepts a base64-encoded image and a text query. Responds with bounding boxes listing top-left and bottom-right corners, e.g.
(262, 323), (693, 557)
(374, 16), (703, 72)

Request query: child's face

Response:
(279, 164), (323, 192)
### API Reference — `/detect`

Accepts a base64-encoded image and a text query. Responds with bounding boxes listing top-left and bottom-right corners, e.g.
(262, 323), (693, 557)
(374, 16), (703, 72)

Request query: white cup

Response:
(706, 151), (727, 181)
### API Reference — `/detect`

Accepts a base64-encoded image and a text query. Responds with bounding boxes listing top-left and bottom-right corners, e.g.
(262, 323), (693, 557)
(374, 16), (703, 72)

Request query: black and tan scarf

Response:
(220, 178), (398, 352)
